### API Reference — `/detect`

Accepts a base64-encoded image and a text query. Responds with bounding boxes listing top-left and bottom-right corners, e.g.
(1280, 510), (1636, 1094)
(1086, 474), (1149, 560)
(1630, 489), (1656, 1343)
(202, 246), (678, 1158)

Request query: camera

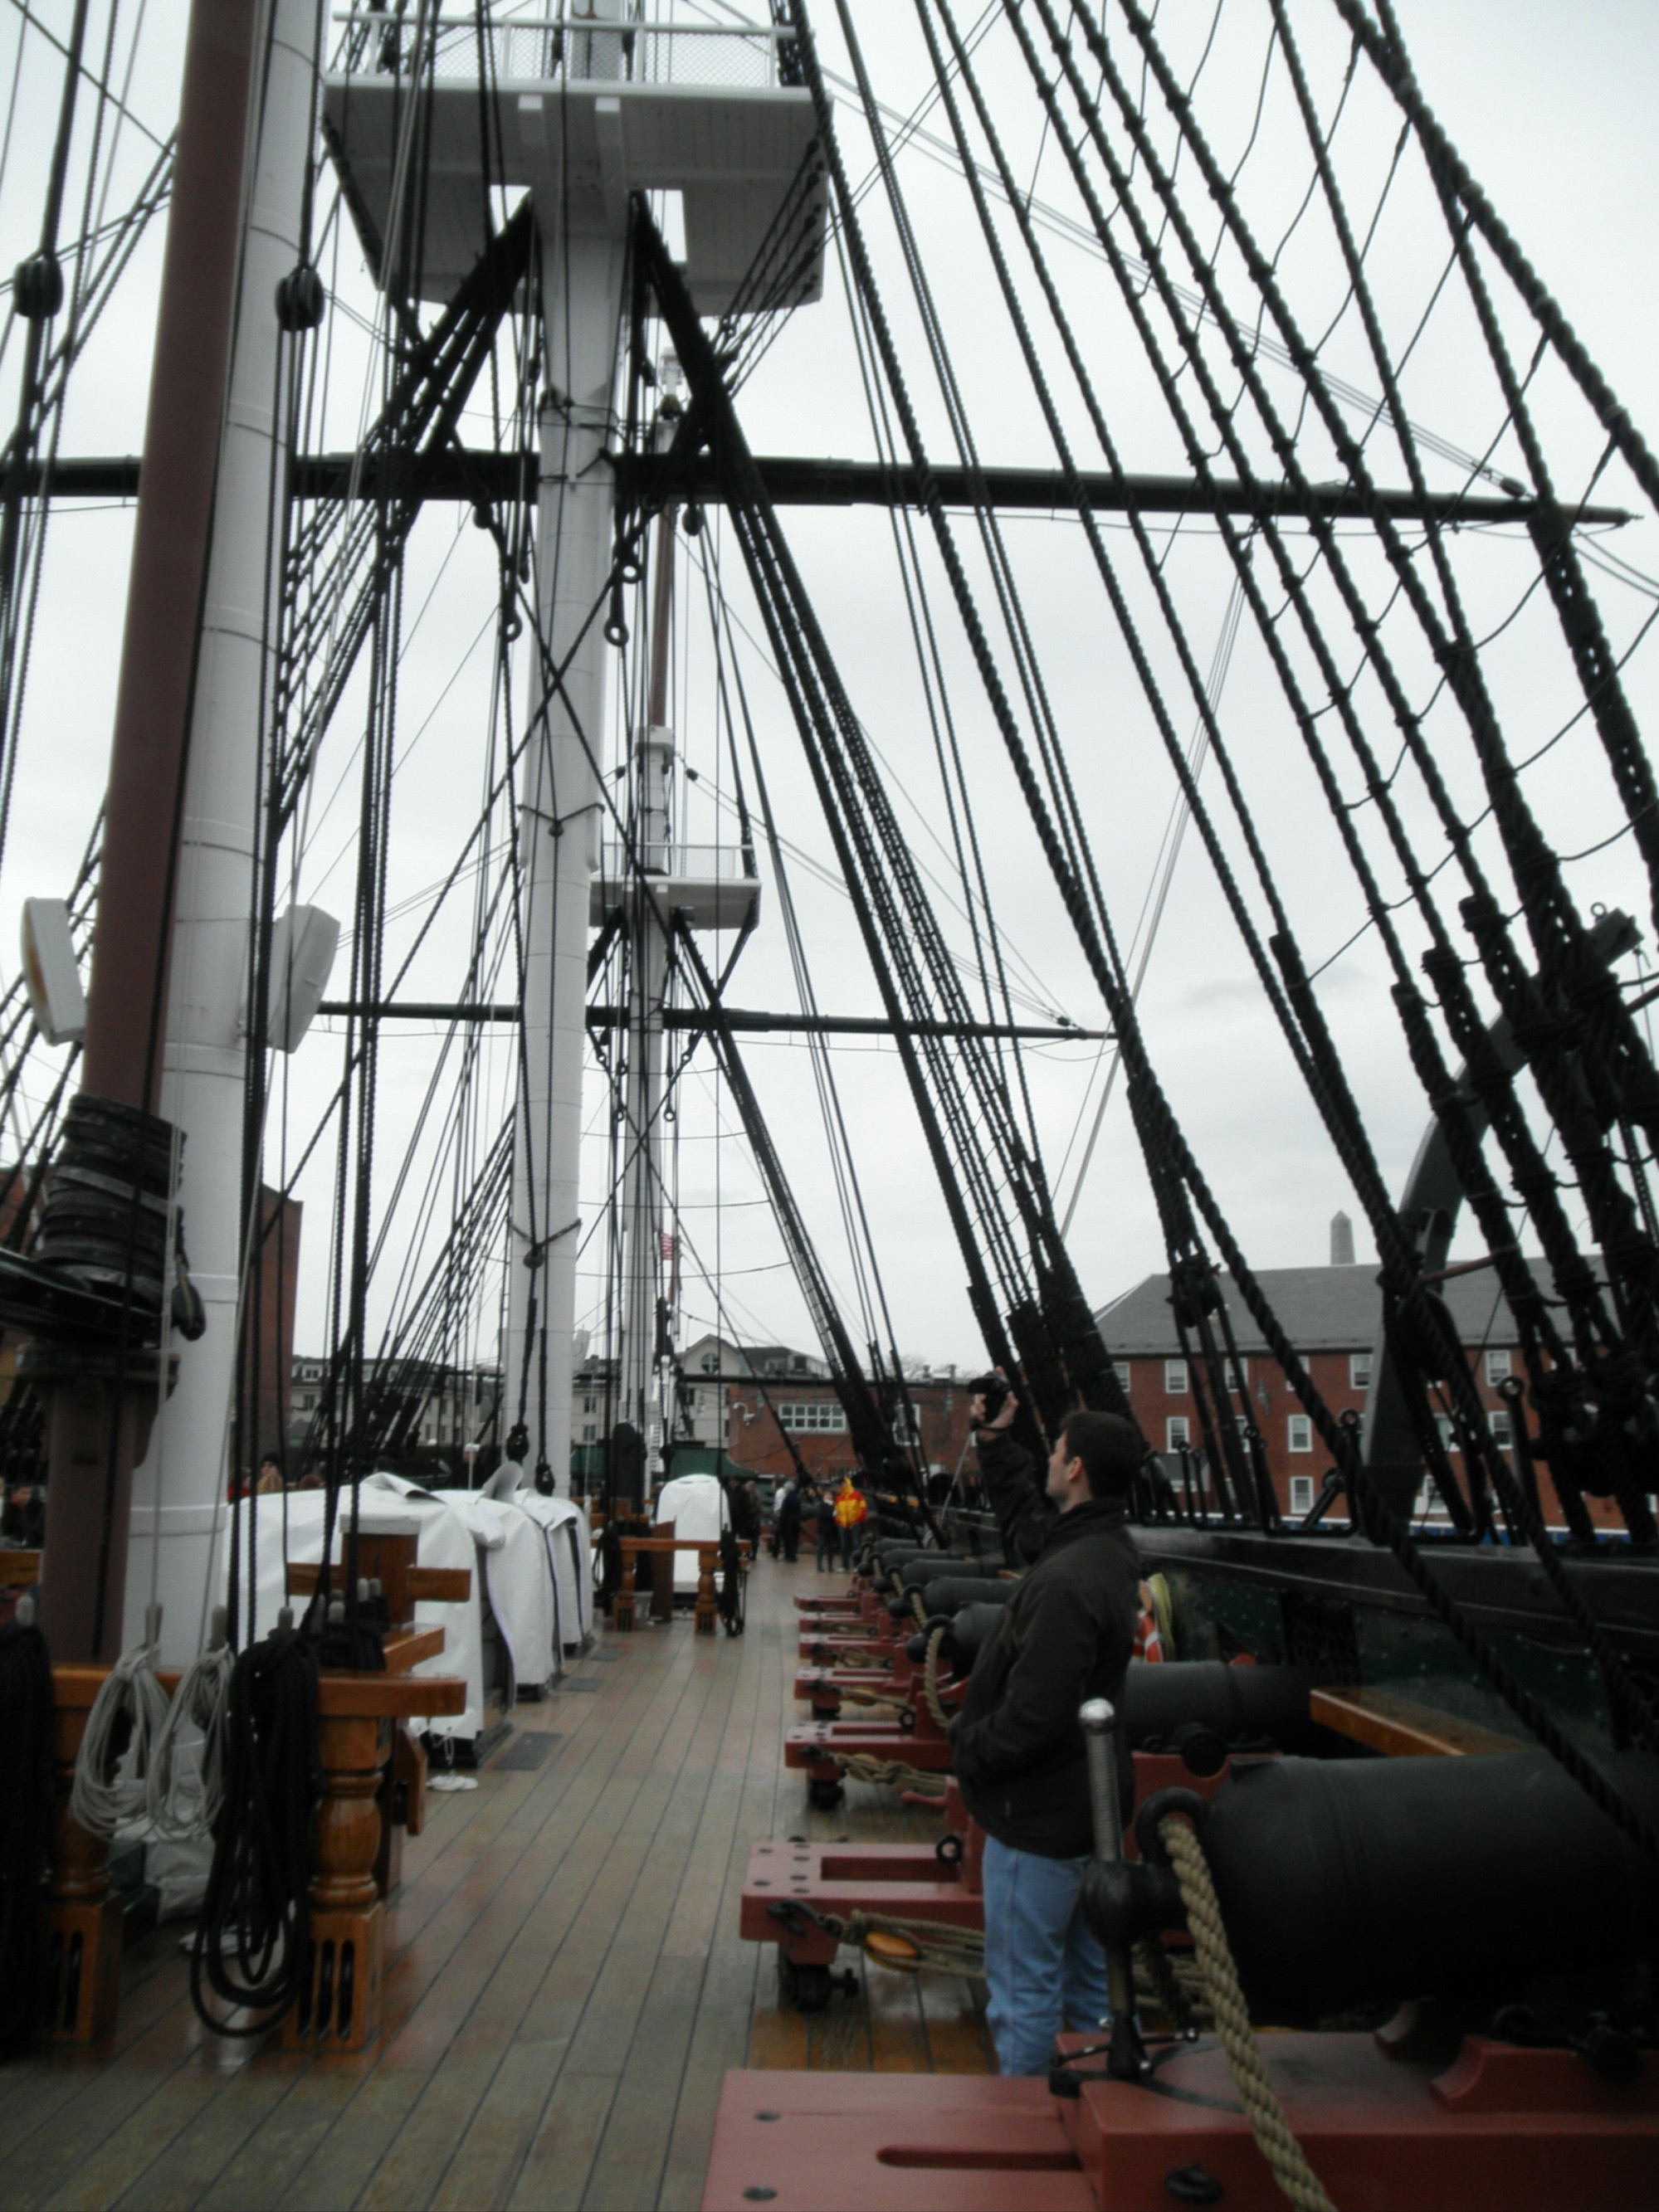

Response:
(968, 1372), (1010, 1425)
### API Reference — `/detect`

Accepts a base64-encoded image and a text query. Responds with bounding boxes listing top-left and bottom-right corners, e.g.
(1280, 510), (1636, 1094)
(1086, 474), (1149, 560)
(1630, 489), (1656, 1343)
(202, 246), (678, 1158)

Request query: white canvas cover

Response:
(653, 1472), (729, 1592)
(225, 1481), (487, 1741)
(433, 1488), (559, 1697)
(511, 1492), (593, 1653)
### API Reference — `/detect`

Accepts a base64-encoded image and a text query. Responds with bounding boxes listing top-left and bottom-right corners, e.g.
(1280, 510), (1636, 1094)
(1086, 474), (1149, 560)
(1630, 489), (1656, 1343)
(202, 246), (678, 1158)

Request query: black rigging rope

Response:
(0, 1606), (51, 2054)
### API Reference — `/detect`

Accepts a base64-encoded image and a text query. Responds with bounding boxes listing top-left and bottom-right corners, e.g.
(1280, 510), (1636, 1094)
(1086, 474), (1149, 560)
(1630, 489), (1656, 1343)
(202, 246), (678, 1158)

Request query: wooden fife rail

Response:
(607, 1536), (751, 1636)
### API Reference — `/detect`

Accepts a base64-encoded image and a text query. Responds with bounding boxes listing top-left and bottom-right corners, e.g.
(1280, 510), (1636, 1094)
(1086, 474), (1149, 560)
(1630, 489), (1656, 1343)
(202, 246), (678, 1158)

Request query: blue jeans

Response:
(979, 1833), (1110, 2076)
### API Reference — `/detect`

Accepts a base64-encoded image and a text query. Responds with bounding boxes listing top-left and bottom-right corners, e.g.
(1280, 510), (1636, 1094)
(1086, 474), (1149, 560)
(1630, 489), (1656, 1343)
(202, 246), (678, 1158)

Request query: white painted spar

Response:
(123, 0), (321, 1665)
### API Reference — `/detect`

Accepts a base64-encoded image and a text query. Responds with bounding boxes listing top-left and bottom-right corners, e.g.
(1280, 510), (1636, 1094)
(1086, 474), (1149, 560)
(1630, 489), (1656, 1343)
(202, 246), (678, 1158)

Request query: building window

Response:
(1349, 1352), (1372, 1391)
(583, 1396), (596, 1415)
(1485, 1349), (1511, 1386)
(1224, 1357), (1247, 1395)
(582, 1424), (596, 1444)
(1414, 1476), (1452, 1518)
(779, 1401), (847, 1433)
(1288, 1474), (1315, 1516)
(1287, 1414), (1311, 1454)
(700, 1353), (718, 1374)
(1435, 1415), (1458, 1455)
(1490, 1409), (1512, 1449)
(1164, 1358), (1188, 1396)
(1113, 1362), (1130, 1395)
(1165, 1415), (1189, 1451)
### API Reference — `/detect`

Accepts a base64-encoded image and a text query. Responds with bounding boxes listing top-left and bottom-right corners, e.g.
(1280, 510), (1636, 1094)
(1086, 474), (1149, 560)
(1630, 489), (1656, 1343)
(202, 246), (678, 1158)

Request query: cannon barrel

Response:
(1182, 1752), (1659, 2022)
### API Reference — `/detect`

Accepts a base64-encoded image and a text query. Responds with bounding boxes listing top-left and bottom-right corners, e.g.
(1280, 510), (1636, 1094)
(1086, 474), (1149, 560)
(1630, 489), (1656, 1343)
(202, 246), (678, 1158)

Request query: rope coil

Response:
(827, 1750), (947, 1800)
(147, 1635), (234, 1841)
(921, 1621), (952, 1731)
(70, 1618), (170, 1839)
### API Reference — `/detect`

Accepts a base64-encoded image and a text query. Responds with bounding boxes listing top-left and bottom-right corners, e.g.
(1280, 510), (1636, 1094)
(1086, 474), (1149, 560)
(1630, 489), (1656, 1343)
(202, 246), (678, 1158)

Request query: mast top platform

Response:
(324, 11), (825, 309)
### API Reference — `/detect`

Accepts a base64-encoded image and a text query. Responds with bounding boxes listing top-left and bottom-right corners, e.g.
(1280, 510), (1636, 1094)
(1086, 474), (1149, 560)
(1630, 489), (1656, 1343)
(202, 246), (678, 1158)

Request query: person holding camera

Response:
(951, 1376), (1144, 2077)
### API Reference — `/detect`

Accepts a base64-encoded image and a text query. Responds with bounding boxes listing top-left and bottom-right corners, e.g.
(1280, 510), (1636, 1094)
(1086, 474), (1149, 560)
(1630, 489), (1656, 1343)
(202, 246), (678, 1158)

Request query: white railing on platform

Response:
(331, 12), (784, 92)
(595, 841), (757, 883)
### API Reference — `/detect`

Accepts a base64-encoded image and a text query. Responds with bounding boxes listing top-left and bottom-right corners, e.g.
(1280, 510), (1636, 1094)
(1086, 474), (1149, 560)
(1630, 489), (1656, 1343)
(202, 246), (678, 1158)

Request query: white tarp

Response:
(224, 1482), (487, 1741)
(433, 1488), (559, 1698)
(511, 1492), (593, 1653)
(653, 1473), (729, 1592)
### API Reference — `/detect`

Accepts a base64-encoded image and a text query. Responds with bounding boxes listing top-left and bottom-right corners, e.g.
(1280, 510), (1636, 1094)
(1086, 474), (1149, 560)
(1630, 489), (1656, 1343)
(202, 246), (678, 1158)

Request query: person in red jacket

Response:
(832, 1475), (867, 1569)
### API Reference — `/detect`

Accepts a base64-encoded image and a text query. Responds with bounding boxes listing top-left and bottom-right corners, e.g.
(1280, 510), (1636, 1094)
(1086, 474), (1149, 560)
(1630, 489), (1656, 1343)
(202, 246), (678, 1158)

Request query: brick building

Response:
(680, 1331), (974, 1490)
(1096, 1253), (1621, 1530)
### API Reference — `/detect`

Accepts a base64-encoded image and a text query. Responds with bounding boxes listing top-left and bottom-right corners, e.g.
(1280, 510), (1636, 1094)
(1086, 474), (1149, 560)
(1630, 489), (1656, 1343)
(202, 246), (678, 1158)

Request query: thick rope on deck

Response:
(1134, 1933), (1207, 2034)
(921, 1623), (952, 1731)
(827, 1750), (947, 1800)
(148, 1635), (233, 1840)
(1159, 1816), (1337, 2212)
(831, 1684), (907, 1719)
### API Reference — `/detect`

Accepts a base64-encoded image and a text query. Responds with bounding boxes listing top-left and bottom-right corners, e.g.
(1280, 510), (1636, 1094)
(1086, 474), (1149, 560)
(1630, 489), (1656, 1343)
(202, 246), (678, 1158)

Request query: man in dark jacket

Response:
(774, 1478), (803, 1562)
(952, 1384), (1144, 2076)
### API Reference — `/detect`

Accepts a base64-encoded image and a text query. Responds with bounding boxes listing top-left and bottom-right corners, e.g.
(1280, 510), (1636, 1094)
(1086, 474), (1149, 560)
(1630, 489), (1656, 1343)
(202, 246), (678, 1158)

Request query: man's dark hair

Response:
(1057, 1411), (1143, 1499)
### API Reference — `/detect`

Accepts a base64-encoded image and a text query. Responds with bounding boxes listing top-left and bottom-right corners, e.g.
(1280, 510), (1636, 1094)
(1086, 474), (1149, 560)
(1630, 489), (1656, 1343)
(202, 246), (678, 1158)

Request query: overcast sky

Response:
(2, 1), (1658, 1380)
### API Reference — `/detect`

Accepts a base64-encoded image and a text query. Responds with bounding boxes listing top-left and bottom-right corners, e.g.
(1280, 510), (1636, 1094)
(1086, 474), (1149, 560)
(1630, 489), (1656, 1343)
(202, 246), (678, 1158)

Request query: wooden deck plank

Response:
(865, 1960), (933, 2073)
(424, 1641), (729, 2206)
(352, 1635), (711, 2208)
(375, 1641), (698, 2067)
(193, 2062), (382, 2212)
(500, 2068), (617, 2212)
(275, 2067), (429, 2212)
(918, 1972), (996, 2075)
(745, 2010), (808, 2068)
(654, 1601), (773, 2212)
(36, 2050), (251, 2212)
(0, 2005), (202, 2208)
(105, 2059), (305, 2212)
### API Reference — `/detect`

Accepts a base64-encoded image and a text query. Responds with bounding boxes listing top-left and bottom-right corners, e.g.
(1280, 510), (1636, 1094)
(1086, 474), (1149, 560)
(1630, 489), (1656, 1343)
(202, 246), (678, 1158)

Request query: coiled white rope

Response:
(69, 1605), (171, 1839)
(147, 1610), (233, 1840)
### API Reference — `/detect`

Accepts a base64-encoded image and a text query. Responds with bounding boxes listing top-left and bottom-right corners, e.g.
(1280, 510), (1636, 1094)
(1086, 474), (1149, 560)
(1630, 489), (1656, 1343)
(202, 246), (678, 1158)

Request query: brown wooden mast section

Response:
(36, 0), (259, 1663)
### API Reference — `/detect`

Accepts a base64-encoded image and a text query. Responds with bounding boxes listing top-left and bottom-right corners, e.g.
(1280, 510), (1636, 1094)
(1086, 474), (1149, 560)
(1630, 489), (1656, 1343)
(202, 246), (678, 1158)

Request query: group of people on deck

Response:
(769, 1472), (867, 1567)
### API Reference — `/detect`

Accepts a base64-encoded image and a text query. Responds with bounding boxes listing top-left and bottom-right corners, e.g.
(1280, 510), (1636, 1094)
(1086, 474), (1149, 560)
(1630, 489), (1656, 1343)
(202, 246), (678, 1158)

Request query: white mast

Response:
(122, 0), (323, 1664)
(324, 3), (822, 1502)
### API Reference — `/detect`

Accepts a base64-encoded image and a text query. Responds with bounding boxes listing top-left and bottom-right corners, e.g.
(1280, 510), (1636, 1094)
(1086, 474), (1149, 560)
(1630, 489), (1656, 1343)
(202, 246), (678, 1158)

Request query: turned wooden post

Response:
(695, 1545), (718, 1636)
(650, 1518), (676, 1625)
(284, 1672), (463, 2053)
(43, 1666), (124, 2042)
(613, 1541), (638, 1633)
(285, 1708), (387, 2050)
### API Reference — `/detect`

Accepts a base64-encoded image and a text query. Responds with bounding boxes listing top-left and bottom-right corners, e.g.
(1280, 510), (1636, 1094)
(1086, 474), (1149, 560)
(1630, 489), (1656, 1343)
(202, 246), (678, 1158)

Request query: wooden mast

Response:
(36, 0), (261, 1662)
